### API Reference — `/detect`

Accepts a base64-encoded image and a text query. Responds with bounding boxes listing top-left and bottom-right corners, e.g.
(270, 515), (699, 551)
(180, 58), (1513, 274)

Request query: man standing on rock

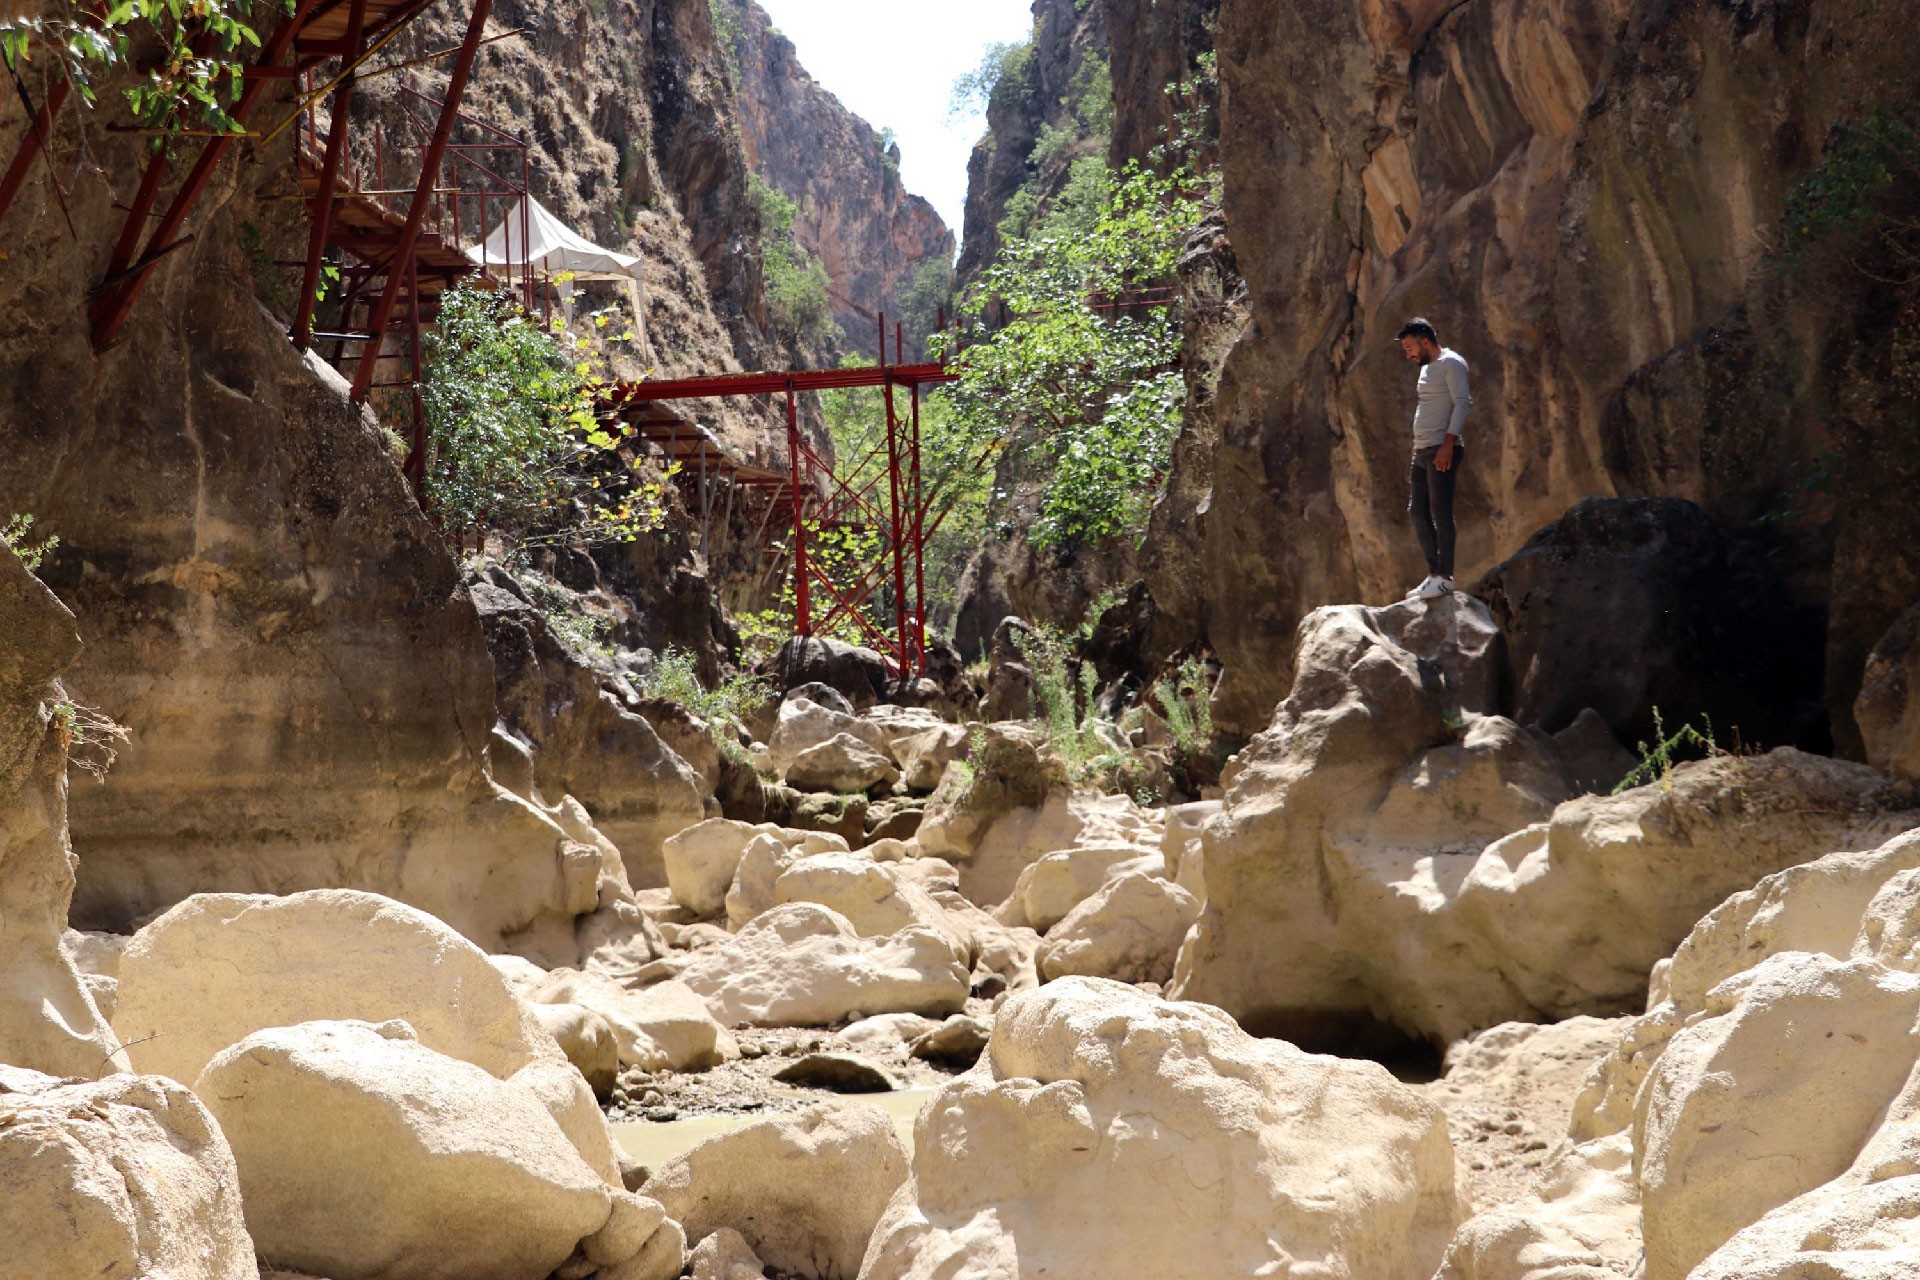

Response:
(1398, 317), (1471, 601)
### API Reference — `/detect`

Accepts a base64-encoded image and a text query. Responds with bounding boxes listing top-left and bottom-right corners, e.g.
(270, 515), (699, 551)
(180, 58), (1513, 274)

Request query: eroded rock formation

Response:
(1141, 0), (1920, 745)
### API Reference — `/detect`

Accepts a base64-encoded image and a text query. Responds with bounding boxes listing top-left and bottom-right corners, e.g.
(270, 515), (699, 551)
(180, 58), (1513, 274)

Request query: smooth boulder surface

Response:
(0, 1069), (257, 1280)
(785, 733), (900, 793)
(893, 723), (968, 792)
(668, 903), (969, 1027)
(861, 978), (1456, 1280)
(1173, 597), (1920, 1046)
(645, 1102), (909, 1279)
(197, 1019), (624, 1280)
(497, 960), (738, 1072)
(773, 853), (966, 957)
(1442, 826), (1920, 1280)
(1035, 872), (1200, 986)
(110, 889), (620, 1183)
(769, 699), (893, 774)
(995, 845), (1159, 933)
(664, 819), (762, 917)
(0, 545), (121, 1077)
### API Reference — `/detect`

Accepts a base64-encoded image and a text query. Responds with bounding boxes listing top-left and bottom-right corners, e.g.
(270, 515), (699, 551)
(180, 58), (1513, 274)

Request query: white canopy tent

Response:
(468, 195), (647, 340)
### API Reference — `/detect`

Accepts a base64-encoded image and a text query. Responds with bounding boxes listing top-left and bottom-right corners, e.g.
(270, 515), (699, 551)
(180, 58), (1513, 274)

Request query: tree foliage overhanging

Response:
(934, 160), (1212, 550)
(421, 284), (669, 549)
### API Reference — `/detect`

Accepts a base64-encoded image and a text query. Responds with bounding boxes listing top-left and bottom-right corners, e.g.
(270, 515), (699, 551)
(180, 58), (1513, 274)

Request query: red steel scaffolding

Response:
(609, 317), (957, 679)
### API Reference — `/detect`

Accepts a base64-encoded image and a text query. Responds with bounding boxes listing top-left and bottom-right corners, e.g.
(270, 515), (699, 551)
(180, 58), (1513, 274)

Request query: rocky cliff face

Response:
(1141, 0), (1920, 743)
(0, 0), (813, 947)
(725, 0), (954, 358)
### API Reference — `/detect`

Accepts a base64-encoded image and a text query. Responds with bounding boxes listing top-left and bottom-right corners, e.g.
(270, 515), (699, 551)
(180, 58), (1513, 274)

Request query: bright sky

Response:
(752, 0), (1036, 243)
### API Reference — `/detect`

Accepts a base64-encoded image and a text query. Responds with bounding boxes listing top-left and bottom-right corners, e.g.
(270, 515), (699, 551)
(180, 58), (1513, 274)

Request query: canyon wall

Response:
(726, 0), (955, 358)
(0, 0), (806, 941)
(1143, 0), (1920, 743)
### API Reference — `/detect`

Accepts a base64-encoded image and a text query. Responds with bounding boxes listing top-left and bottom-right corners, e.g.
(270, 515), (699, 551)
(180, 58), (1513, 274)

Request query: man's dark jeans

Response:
(1409, 442), (1463, 578)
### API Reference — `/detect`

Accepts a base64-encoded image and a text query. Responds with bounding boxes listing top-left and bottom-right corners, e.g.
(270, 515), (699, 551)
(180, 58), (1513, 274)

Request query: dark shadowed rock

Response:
(1859, 603), (1920, 782)
(770, 637), (893, 710)
(1473, 498), (1826, 751)
(772, 1052), (896, 1094)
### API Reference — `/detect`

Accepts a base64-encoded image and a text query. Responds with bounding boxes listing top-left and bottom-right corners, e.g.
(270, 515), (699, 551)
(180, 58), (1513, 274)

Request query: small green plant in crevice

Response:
(639, 647), (772, 731)
(1153, 655), (1215, 762)
(1613, 708), (1728, 795)
(50, 697), (130, 782)
(2, 513), (58, 571)
(1024, 623), (1128, 784)
(521, 576), (616, 660)
(748, 173), (838, 350)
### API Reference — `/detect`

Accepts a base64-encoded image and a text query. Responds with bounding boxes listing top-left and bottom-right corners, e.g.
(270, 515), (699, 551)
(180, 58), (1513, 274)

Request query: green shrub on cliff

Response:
(420, 285), (668, 549)
(936, 161), (1209, 549)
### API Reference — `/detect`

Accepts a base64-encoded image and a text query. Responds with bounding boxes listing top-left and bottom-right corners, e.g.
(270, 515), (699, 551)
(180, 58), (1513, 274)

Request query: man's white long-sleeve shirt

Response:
(1412, 348), (1471, 448)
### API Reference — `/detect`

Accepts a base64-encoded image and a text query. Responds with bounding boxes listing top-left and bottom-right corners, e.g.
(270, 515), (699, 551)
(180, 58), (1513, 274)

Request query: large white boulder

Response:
(726, 831), (803, 930)
(1035, 872), (1200, 985)
(670, 903), (969, 1027)
(769, 699), (892, 772)
(1174, 598), (1920, 1046)
(196, 1019), (660, 1280)
(892, 724), (969, 792)
(774, 853), (967, 959)
(663, 819), (762, 917)
(495, 960), (737, 1072)
(110, 889), (620, 1184)
(786, 733), (899, 793)
(1441, 826), (1920, 1280)
(995, 845), (1160, 933)
(1160, 800), (1218, 899)
(0, 1069), (256, 1280)
(859, 978), (1457, 1280)
(645, 1102), (908, 1280)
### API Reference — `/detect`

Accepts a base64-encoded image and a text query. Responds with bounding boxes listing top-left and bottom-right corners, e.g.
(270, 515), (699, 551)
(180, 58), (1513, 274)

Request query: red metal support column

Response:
(403, 252), (427, 502)
(786, 382), (811, 636)
(910, 379), (926, 675)
(879, 316), (909, 678)
(0, 78), (72, 232)
(293, 0), (366, 348)
(349, 0), (493, 401)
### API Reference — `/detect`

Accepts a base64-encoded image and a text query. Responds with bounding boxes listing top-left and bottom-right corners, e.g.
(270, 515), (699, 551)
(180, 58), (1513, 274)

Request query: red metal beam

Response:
(348, 0), (492, 401)
(785, 383), (810, 636)
(0, 77), (72, 233)
(612, 362), (954, 404)
(88, 0), (324, 350)
(293, 0), (366, 348)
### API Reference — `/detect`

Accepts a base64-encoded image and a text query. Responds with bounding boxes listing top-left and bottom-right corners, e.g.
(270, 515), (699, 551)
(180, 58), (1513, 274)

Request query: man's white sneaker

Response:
(1415, 576), (1450, 600)
(1407, 575), (1437, 599)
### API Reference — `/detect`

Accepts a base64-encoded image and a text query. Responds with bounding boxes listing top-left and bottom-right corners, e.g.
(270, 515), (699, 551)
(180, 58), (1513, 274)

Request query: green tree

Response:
(948, 38), (1031, 119)
(420, 285), (668, 549)
(1, 0), (291, 145)
(937, 161), (1210, 549)
(750, 173), (839, 348)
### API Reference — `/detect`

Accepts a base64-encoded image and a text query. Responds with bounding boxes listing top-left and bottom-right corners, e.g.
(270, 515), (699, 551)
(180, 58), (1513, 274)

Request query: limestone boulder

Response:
(995, 845), (1160, 933)
(1173, 597), (1920, 1047)
(770, 699), (892, 773)
(1160, 799), (1218, 899)
(664, 818), (763, 917)
(785, 733), (899, 794)
(1442, 826), (1920, 1280)
(0, 545), (121, 1078)
(501, 962), (737, 1072)
(774, 853), (967, 959)
(689, 1227), (767, 1280)
(645, 1102), (908, 1280)
(111, 889), (620, 1183)
(529, 1002), (620, 1098)
(1859, 601), (1920, 782)
(890, 724), (969, 792)
(0, 1069), (256, 1280)
(860, 978), (1457, 1280)
(725, 832), (804, 930)
(1036, 872), (1200, 986)
(196, 1019), (647, 1280)
(669, 903), (969, 1027)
